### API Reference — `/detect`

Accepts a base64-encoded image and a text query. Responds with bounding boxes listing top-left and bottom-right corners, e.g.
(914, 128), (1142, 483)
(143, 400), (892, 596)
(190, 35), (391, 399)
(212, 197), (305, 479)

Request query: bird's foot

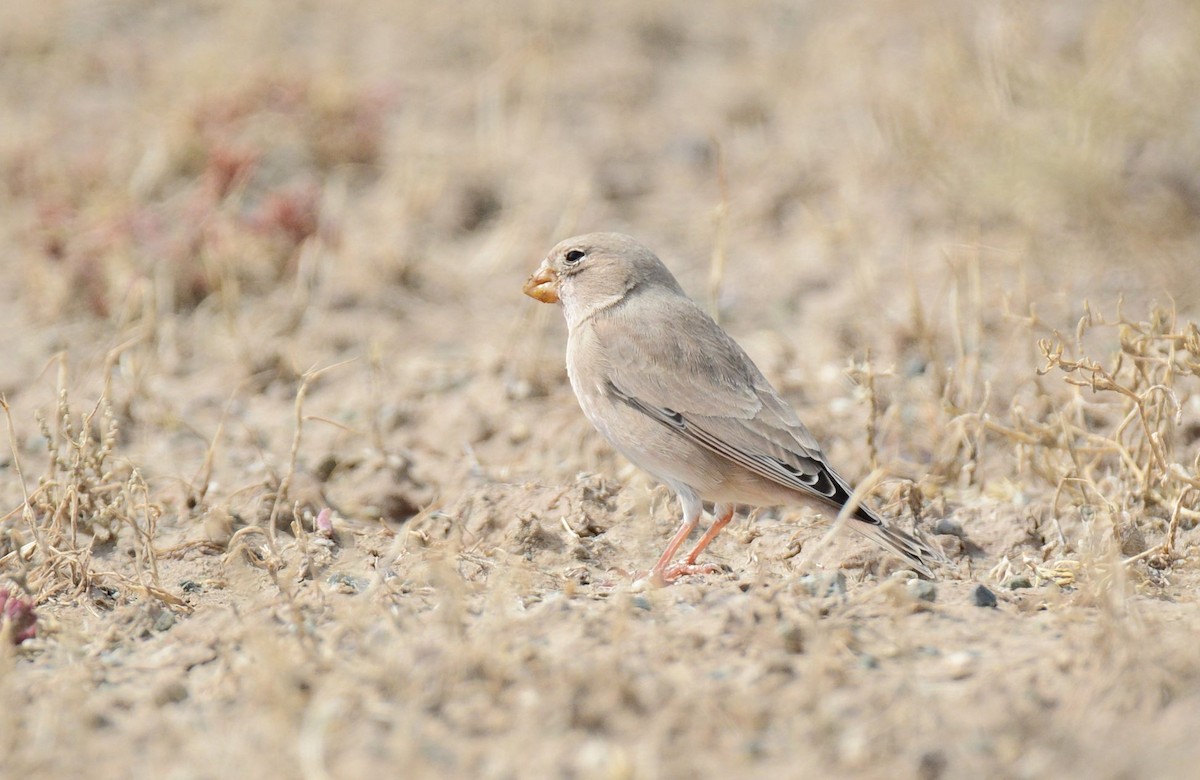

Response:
(634, 562), (725, 588)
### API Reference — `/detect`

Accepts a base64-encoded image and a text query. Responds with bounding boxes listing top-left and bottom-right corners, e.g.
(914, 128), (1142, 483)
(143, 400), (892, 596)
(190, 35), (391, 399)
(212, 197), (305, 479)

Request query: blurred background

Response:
(2, 1), (1200, 777)
(4, 0), (1198, 319)
(3, 0), (1198, 512)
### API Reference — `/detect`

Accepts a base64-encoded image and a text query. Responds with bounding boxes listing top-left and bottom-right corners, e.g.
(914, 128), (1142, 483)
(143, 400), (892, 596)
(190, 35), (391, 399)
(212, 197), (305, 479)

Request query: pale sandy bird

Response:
(524, 233), (946, 585)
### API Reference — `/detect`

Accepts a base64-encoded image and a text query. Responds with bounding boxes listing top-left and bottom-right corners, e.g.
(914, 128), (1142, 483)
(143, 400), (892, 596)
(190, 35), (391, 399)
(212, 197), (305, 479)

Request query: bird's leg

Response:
(656, 503), (733, 583)
(644, 495), (728, 586)
(681, 502), (735, 565)
(646, 493), (700, 585)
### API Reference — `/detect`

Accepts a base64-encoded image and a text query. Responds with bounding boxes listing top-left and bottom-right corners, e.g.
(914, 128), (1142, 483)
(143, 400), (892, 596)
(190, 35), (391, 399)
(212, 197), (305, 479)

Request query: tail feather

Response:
(846, 511), (949, 579)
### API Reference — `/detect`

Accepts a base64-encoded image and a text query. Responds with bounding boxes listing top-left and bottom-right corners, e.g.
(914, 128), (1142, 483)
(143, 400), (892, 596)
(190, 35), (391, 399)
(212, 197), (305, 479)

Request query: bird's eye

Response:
(564, 249), (586, 265)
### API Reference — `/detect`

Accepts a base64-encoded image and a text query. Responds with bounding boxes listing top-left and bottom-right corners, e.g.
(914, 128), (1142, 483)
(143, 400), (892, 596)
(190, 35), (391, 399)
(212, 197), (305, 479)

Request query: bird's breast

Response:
(565, 324), (727, 496)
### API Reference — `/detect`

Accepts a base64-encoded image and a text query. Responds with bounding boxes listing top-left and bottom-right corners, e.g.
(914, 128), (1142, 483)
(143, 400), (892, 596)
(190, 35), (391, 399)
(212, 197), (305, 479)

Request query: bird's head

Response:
(523, 233), (683, 324)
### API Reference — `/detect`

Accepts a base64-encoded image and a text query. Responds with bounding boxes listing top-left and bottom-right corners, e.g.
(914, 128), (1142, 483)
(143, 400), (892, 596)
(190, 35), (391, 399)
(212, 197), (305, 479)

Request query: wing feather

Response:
(596, 289), (855, 509)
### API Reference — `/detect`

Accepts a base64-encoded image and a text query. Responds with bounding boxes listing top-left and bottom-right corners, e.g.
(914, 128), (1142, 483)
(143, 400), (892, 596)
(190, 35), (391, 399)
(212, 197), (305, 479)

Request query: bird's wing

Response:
(594, 290), (857, 508)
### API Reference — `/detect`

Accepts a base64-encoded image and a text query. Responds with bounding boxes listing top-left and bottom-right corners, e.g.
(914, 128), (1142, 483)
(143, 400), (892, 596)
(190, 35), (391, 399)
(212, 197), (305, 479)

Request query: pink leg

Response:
(682, 503), (735, 565)
(647, 496), (731, 586)
(647, 492), (702, 585)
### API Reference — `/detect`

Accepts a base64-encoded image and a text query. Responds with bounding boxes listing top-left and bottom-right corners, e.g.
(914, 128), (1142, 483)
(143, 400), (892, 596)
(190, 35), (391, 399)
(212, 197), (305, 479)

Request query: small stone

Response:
(933, 518), (964, 537)
(154, 681), (189, 705)
(918, 750), (948, 780)
(326, 573), (368, 594)
(906, 579), (937, 603)
(1005, 576), (1033, 590)
(779, 623), (804, 654)
(1115, 519), (1147, 556)
(858, 653), (879, 670)
(180, 580), (202, 594)
(314, 455), (339, 482)
(153, 610), (177, 632)
(509, 422), (531, 444)
(632, 595), (651, 611)
(945, 651), (977, 679)
(972, 584), (998, 608)
(799, 571), (847, 598)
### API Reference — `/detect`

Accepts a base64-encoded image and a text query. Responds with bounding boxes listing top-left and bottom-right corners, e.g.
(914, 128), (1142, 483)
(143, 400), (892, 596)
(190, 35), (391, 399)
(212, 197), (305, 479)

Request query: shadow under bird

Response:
(524, 232), (947, 585)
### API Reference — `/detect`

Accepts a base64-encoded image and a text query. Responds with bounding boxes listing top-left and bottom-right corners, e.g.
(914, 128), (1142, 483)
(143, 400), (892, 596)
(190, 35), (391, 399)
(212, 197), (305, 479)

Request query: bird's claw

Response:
(634, 561), (725, 588)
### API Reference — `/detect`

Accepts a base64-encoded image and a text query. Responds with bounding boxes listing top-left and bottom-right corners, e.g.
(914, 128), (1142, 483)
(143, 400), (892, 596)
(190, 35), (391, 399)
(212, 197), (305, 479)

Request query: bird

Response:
(523, 232), (947, 586)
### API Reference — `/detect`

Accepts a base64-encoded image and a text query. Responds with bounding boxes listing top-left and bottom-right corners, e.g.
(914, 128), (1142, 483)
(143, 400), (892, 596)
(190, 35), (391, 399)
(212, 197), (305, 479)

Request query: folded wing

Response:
(597, 290), (857, 511)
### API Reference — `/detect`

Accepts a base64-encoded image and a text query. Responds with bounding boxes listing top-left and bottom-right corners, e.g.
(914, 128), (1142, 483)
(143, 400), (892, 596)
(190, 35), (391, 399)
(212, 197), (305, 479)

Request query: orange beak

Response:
(522, 262), (559, 303)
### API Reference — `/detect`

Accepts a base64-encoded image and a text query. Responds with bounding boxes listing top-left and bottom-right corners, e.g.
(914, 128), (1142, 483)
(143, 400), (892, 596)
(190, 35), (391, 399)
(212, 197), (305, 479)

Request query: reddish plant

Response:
(0, 588), (37, 645)
(253, 184), (321, 248)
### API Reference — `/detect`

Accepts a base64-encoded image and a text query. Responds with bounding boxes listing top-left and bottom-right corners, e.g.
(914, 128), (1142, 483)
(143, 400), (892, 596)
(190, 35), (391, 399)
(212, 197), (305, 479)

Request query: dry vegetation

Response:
(2, 1), (1200, 777)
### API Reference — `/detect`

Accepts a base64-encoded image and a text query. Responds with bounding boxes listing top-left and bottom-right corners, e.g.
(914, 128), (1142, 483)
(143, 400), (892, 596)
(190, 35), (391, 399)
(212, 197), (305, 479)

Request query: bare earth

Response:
(3, 2), (1200, 778)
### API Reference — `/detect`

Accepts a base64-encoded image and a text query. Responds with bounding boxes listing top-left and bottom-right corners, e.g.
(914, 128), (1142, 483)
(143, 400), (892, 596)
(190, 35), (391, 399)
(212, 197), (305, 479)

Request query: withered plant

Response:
(1, 366), (180, 608)
(1002, 303), (1200, 573)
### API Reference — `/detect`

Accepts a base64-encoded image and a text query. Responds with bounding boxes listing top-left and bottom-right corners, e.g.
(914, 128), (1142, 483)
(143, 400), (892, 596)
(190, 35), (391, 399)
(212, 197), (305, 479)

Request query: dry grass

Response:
(2, 1), (1200, 777)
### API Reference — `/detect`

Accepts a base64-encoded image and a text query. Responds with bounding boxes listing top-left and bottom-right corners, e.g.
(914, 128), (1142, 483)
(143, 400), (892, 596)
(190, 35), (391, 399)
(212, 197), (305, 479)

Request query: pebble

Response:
(1005, 576), (1033, 590)
(919, 750), (948, 780)
(327, 573), (369, 594)
(154, 681), (189, 705)
(153, 610), (177, 632)
(906, 579), (937, 603)
(945, 651), (978, 679)
(933, 518), (964, 537)
(972, 584), (998, 608)
(778, 623), (804, 654)
(798, 571), (847, 598)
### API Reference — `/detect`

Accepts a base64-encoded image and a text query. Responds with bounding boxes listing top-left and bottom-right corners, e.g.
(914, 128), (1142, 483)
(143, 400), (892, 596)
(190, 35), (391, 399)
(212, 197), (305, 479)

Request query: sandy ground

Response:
(3, 1), (1200, 777)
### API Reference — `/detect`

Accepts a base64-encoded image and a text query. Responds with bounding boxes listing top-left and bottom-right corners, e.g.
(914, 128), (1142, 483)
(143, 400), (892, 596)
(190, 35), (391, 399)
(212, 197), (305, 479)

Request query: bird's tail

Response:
(846, 509), (949, 579)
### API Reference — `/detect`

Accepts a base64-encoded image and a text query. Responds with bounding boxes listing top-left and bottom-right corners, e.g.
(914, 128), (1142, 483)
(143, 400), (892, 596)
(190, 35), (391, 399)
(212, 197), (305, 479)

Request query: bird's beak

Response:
(522, 262), (560, 303)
